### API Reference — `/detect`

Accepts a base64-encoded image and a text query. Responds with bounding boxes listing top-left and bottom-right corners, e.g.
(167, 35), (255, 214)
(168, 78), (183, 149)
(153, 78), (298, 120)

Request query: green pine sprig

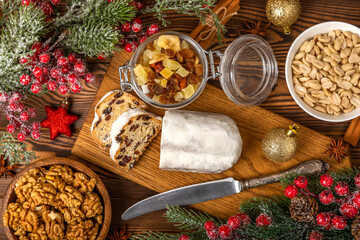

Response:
(0, 132), (37, 165)
(143, 0), (226, 45)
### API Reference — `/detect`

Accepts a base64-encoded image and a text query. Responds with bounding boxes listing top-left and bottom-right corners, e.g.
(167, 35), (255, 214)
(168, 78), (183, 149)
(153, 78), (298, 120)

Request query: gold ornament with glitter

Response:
(265, 0), (301, 34)
(262, 124), (299, 163)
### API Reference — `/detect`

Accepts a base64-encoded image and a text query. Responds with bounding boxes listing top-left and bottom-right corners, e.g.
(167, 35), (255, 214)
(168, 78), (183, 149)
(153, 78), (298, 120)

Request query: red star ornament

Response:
(41, 106), (78, 140)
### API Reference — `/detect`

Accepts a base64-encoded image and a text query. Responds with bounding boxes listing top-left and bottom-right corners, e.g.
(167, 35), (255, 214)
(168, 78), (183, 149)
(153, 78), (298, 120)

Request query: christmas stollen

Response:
(159, 110), (242, 173)
(91, 90), (147, 149)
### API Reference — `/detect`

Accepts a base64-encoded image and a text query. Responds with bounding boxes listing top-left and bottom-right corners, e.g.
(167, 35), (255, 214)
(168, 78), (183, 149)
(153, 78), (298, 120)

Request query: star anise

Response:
(325, 138), (349, 163)
(107, 225), (131, 240)
(0, 155), (18, 179)
(239, 19), (271, 37)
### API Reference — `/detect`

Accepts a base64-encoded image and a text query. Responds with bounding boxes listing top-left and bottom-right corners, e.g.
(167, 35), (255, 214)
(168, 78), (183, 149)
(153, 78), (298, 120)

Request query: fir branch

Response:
(239, 196), (290, 218)
(0, 132), (37, 165)
(165, 206), (223, 232)
(0, 4), (47, 93)
(143, 0), (226, 45)
(64, 20), (120, 57)
(130, 232), (180, 240)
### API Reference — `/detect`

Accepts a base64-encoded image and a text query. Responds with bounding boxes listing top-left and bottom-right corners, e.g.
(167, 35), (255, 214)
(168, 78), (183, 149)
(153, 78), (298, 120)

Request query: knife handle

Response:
(242, 160), (329, 190)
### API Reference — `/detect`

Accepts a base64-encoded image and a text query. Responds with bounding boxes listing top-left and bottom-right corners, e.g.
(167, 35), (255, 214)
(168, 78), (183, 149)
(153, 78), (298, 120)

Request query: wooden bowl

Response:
(1, 158), (111, 240)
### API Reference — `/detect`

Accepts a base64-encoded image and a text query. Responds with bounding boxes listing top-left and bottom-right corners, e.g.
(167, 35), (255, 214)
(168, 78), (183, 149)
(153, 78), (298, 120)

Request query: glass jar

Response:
(119, 31), (278, 109)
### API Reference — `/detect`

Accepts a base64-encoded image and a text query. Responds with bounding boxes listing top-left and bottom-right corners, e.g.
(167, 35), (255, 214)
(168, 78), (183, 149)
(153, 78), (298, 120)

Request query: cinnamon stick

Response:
(344, 117), (360, 146)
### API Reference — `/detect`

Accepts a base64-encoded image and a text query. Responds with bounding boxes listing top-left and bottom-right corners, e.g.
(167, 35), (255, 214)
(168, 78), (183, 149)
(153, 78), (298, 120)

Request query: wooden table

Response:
(1, 0), (360, 238)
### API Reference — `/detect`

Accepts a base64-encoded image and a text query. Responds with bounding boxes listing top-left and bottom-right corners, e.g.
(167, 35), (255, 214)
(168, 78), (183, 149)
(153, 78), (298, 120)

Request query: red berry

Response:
(256, 213), (272, 227)
(59, 76), (67, 83)
(98, 53), (106, 60)
(32, 42), (42, 55)
(218, 224), (232, 239)
(139, 35), (147, 44)
(294, 175), (308, 189)
(206, 230), (218, 240)
(9, 102), (18, 111)
(85, 73), (95, 83)
(57, 56), (68, 66)
(32, 121), (41, 130)
(32, 130), (41, 140)
(33, 66), (43, 77)
(22, 0), (31, 6)
(74, 61), (85, 73)
(71, 82), (82, 93)
(236, 213), (250, 226)
(39, 53), (50, 63)
(68, 53), (77, 63)
(124, 42), (135, 53)
(284, 185), (298, 198)
(20, 57), (28, 64)
(61, 65), (70, 74)
(17, 132), (26, 141)
(54, 49), (63, 59)
(316, 212), (331, 227)
(135, 1), (143, 10)
(20, 112), (29, 122)
(355, 173), (360, 188)
(27, 108), (36, 118)
(121, 22), (132, 32)
(178, 234), (190, 240)
(51, 0), (61, 4)
(7, 124), (15, 133)
(20, 74), (31, 85)
(353, 192), (360, 208)
(50, 68), (61, 78)
(147, 24), (160, 36)
(227, 215), (241, 229)
(17, 103), (25, 112)
(320, 174), (333, 187)
(319, 190), (334, 205)
(58, 84), (69, 94)
(41, 2), (53, 16)
(0, 92), (8, 102)
(31, 83), (42, 94)
(47, 81), (58, 91)
(331, 215), (347, 230)
(9, 92), (22, 103)
(335, 182), (349, 196)
(131, 18), (142, 32)
(204, 221), (216, 232)
(340, 202), (359, 219)
(308, 230), (324, 240)
(67, 73), (78, 83)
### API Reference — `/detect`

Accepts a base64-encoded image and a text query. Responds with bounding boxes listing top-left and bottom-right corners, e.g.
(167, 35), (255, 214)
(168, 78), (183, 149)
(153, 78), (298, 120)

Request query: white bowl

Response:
(285, 21), (360, 122)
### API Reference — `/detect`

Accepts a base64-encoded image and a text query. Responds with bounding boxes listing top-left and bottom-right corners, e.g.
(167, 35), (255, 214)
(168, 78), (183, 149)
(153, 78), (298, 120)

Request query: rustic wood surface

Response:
(2, 0), (360, 238)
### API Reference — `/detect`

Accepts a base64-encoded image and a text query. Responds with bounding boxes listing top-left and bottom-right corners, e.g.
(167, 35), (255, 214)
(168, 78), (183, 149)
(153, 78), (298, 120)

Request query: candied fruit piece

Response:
(181, 40), (189, 49)
(134, 64), (148, 78)
(163, 59), (181, 71)
(176, 67), (189, 77)
(152, 95), (161, 103)
(157, 35), (181, 52)
(137, 76), (148, 86)
(181, 84), (195, 99)
(174, 92), (184, 102)
(160, 79), (168, 88)
(160, 68), (174, 79)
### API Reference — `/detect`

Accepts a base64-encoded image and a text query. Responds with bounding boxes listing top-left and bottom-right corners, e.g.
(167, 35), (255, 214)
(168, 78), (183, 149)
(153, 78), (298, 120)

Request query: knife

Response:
(122, 160), (329, 220)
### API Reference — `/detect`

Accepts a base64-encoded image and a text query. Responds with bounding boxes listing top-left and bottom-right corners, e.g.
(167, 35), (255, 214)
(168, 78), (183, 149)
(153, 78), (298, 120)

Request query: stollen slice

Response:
(109, 108), (162, 169)
(91, 90), (147, 150)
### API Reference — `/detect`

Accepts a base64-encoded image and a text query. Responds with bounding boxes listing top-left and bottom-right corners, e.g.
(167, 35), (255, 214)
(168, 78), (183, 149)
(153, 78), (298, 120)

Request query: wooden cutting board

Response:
(71, 51), (351, 219)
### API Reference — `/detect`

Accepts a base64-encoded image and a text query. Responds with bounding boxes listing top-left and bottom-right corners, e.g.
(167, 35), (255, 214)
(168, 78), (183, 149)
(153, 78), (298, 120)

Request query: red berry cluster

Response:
(308, 230), (324, 240)
(201, 213), (250, 240)
(20, 42), (95, 95)
(22, 0), (61, 20)
(0, 92), (41, 141)
(284, 173), (360, 231)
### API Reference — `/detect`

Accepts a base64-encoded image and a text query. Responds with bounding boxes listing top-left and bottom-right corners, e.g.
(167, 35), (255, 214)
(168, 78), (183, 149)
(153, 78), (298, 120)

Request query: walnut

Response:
(25, 183), (57, 209)
(57, 185), (84, 208)
(94, 214), (103, 225)
(15, 168), (46, 203)
(45, 174), (67, 192)
(28, 224), (47, 240)
(61, 207), (85, 225)
(42, 209), (65, 240)
(65, 220), (99, 240)
(81, 192), (103, 218)
(73, 172), (97, 194)
(46, 165), (74, 184)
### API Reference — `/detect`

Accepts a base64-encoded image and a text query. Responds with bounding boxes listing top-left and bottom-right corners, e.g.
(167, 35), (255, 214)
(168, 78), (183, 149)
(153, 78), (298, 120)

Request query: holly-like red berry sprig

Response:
(22, 0), (61, 20)
(256, 213), (272, 227)
(0, 92), (41, 141)
(19, 42), (95, 95)
(178, 234), (190, 240)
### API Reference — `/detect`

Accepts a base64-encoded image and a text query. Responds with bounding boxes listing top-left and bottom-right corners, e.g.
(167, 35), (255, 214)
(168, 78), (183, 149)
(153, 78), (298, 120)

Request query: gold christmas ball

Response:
(262, 125), (299, 163)
(266, 0), (301, 34)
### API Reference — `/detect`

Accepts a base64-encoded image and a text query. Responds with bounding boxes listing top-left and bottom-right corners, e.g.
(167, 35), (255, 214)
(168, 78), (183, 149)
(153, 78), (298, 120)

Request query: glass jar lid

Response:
(219, 34), (278, 107)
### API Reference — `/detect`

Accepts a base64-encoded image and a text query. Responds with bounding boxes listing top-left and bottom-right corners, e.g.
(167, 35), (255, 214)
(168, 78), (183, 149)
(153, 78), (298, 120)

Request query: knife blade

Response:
(121, 160), (328, 220)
